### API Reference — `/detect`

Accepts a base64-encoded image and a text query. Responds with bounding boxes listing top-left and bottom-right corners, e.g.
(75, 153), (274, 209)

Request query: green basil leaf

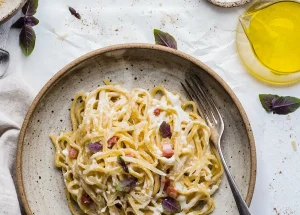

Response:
(259, 94), (279, 112)
(154, 29), (177, 50)
(22, 0), (39, 16)
(19, 25), (36, 57)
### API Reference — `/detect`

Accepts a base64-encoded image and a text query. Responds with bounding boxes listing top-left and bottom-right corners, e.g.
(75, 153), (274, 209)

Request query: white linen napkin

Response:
(0, 22), (35, 215)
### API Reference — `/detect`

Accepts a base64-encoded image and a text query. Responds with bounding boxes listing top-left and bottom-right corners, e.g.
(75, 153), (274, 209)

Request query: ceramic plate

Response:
(17, 44), (256, 215)
(0, 0), (26, 24)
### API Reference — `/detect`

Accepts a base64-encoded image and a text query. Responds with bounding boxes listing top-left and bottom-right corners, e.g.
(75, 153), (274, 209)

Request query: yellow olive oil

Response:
(246, 1), (300, 73)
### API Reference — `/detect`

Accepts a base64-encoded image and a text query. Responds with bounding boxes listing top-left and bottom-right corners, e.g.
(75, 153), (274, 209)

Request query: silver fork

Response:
(181, 73), (251, 215)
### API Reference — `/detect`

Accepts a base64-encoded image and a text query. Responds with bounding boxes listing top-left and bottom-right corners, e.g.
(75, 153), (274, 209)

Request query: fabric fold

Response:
(0, 72), (34, 215)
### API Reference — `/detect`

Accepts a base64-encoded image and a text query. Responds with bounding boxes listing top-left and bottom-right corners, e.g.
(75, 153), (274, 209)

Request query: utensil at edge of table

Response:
(181, 73), (252, 215)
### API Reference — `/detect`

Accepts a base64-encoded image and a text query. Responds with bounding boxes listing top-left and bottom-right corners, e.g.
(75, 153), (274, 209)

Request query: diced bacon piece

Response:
(81, 194), (93, 205)
(162, 142), (174, 158)
(167, 186), (179, 199)
(154, 108), (161, 116)
(126, 152), (135, 158)
(163, 177), (171, 191)
(107, 136), (118, 148)
(69, 147), (78, 159)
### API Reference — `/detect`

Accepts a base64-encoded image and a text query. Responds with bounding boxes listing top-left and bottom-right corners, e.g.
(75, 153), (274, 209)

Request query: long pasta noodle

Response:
(51, 84), (223, 215)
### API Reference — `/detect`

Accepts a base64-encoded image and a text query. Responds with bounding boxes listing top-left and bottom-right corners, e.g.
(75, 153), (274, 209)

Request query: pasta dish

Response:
(51, 84), (223, 215)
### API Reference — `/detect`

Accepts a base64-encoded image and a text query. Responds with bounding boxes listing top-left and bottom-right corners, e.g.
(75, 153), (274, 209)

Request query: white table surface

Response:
(5, 0), (300, 214)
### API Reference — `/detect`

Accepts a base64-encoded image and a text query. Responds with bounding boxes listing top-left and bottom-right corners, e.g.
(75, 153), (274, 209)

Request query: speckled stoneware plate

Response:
(208, 0), (251, 7)
(17, 44), (256, 215)
(0, 0), (26, 24)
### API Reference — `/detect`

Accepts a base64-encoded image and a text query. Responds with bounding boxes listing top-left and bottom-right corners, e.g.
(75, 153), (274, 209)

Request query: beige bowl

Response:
(207, 0), (251, 7)
(17, 44), (256, 215)
(0, 0), (26, 24)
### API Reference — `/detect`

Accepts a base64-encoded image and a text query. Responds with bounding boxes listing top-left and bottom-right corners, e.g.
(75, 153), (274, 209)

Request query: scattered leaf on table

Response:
(272, 96), (300, 115)
(259, 94), (300, 115)
(22, 0), (39, 16)
(69, 6), (77, 15)
(154, 29), (177, 49)
(69, 6), (81, 19)
(74, 13), (81, 19)
(19, 25), (36, 57)
(259, 94), (279, 112)
(24, 16), (39, 26)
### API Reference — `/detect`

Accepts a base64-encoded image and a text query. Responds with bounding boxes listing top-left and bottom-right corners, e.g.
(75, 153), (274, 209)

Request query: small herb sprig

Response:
(12, 0), (39, 56)
(259, 94), (300, 115)
(154, 29), (177, 50)
(69, 6), (81, 19)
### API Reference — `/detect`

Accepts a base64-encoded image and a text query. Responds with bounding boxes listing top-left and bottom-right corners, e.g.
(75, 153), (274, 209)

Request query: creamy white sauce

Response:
(182, 147), (191, 153)
(159, 156), (176, 164)
(166, 91), (191, 124)
(62, 148), (68, 156)
(175, 182), (185, 191)
(151, 205), (164, 215)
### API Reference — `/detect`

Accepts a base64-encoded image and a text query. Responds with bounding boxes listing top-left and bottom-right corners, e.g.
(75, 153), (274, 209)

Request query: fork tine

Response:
(181, 82), (205, 120)
(188, 77), (218, 125)
(182, 80), (211, 125)
(192, 74), (222, 123)
(180, 82), (192, 101)
(181, 82), (205, 118)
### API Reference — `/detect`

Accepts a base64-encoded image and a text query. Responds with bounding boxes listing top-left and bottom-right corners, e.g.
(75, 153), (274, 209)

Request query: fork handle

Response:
(217, 146), (252, 215)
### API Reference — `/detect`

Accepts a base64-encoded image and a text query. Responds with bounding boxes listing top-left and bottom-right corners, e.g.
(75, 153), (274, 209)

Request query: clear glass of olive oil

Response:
(236, 0), (300, 84)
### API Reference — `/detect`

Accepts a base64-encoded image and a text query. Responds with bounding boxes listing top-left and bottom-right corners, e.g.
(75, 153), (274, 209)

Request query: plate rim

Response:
(0, 0), (26, 24)
(16, 43), (257, 215)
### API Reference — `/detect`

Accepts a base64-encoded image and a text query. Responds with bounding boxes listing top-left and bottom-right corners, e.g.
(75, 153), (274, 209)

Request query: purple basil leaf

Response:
(271, 96), (300, 115)
(69, 7), (81, 19)
(117, 156), (129, 173)
(162, 197), (181, 213)
(159, 121), (172, 138)
(22, 0), (39, 16)
(24, 16), (39, 26)
(116, 176), (137, 192)
(259, 94), (279, 112)
(88, 142), (103, 153)
(19, 25), (36, 57)
(69, 6), (77, 15)
(154, 29), (177, 50)
(74, 13), (81, 20)
(11, 17), (25, 29)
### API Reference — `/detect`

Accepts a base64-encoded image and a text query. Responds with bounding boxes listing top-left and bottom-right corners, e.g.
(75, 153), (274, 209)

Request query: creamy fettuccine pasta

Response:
(51, 84), (223, 215)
